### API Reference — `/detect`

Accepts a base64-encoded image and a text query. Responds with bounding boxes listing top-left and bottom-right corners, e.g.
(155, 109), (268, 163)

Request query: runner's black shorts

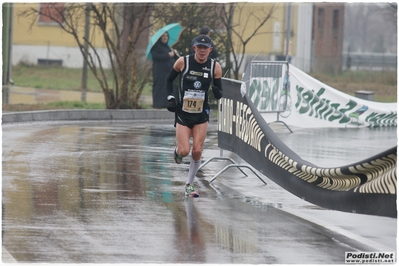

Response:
(175, 109), (210, 129)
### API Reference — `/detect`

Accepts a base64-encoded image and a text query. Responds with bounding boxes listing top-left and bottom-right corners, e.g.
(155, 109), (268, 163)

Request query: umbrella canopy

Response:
(145, 23), (183, 61)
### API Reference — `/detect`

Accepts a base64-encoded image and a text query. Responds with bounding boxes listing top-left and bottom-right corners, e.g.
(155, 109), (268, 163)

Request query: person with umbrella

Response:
(150, 32), (178, 108)
(165, 35), (223, 197)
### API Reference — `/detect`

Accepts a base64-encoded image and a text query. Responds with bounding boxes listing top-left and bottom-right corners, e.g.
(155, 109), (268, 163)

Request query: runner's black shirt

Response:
(177, 54), (215, 114)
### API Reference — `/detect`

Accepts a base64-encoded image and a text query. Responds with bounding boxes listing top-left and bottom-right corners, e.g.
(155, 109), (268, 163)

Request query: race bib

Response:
(182, 91), (205, 113)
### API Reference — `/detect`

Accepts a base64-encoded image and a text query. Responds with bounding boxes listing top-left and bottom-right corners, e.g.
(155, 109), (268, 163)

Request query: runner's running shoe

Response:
(185, 183), (199, 197)
(174, 147), (183, 164)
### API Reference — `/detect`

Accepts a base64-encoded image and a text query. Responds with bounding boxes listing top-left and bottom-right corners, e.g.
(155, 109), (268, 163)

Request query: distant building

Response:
(311, 3), (345, 73)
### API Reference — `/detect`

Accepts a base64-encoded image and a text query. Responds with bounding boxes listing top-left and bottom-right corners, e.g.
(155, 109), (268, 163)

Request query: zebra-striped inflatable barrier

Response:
(218, 78), (397, 218)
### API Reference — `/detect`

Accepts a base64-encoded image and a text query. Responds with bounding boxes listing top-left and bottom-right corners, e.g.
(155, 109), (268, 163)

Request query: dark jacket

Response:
(151, 40), (176, 108)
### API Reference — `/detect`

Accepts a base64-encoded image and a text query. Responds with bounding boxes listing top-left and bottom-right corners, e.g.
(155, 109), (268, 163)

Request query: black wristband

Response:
(213, 78), (223, 99)
(213, 78), (222, 90)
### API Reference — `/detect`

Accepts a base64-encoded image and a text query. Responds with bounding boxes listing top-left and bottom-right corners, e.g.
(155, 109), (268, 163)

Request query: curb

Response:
(2, 246), (17, 263)
(2, 109), (175, 124)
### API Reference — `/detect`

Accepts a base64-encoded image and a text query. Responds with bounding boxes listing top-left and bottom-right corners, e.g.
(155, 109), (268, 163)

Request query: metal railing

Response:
(243, 60), (293, 132)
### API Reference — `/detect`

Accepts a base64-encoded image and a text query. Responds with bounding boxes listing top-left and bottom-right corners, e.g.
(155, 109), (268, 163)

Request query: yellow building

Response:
(11, 3), (111, 68)
(9, 3), (315, 72)
(232, 3), (291, 56)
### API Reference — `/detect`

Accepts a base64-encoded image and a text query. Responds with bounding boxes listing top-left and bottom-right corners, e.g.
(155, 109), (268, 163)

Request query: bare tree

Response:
(18, 2), (280, 108)
(215, 3), (278, 79)
(372, 3), (397, 53)
(19, 3), (159, 109)
(152, 3), (226, 60)
(155, 2), (277, 80)
(345, 3), (397, 53)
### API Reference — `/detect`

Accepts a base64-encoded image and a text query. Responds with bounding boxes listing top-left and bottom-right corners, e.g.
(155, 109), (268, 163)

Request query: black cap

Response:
(193, 35), (212, 48)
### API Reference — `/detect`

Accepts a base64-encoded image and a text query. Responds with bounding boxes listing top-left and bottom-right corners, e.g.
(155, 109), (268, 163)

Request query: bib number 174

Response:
(183, 91), (205, 113)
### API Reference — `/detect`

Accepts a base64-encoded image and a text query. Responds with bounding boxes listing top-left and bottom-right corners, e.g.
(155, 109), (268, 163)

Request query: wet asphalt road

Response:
(2, 120), (397, 263)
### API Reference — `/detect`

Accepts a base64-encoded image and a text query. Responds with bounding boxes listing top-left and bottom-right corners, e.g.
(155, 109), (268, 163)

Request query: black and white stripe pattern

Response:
(218, 78), (397, 217)
(266, 142), (397, 193)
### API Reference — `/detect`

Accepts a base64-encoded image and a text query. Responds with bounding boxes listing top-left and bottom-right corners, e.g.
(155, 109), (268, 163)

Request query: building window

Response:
(333, 9), (339, 30)
(39, 3), (65, 24)
(317, 8), (324, 29)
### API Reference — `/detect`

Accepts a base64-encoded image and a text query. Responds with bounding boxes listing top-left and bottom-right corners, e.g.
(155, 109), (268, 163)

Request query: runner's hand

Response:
(167, 96), (176, 112)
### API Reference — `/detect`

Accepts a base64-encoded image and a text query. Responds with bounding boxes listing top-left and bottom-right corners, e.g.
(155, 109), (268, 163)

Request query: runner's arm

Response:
(212, 62), (223, 99)
(166, 57), (184, 97)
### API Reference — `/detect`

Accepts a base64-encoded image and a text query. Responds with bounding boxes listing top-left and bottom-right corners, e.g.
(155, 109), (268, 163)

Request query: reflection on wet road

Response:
(2, 121), (396, 263)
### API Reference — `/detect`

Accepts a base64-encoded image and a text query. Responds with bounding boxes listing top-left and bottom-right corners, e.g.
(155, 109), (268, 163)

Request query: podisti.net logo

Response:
(345, 252), (395, 264)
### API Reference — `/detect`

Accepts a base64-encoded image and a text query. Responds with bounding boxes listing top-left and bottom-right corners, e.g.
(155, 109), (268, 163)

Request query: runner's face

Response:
(194, 45), (212, 62)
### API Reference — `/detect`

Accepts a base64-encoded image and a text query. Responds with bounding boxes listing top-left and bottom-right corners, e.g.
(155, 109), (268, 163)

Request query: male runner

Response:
(165, 35), (223, 197)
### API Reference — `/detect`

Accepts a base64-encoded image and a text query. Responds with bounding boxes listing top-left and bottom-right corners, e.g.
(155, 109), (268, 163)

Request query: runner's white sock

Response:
(187, 157), (201, 184)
